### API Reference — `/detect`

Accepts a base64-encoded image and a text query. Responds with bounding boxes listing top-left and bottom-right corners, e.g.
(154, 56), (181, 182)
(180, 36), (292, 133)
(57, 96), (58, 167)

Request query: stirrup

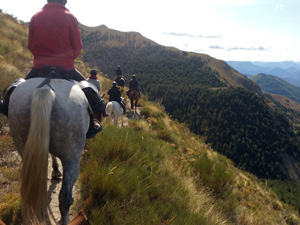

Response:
(86, 120), (102, 139)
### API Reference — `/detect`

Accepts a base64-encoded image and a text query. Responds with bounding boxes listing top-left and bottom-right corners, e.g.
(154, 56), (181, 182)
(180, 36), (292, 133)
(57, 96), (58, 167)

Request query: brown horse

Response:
(127, 89), (139, 112)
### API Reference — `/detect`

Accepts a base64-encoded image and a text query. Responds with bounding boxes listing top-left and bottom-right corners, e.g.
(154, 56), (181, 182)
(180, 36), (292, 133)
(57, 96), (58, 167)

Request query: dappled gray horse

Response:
(8, 78), (90, 224)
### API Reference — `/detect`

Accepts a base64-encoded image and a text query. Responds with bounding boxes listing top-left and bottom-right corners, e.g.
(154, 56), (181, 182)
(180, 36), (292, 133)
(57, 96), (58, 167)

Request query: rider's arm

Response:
(28, 17), (35, 54)
(69, 17), (82, 59)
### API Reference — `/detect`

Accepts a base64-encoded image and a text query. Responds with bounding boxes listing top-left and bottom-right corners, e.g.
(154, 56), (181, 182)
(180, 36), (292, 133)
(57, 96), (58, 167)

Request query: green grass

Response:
(80, 126), (215, 225)
(267, 179), (300, 213)
(0, 194), (21, 224)
(77, 102), (300, 225)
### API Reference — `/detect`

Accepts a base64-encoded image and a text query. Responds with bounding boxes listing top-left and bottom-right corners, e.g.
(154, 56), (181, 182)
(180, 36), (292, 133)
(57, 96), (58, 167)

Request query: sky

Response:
(1, 0), (299, 62)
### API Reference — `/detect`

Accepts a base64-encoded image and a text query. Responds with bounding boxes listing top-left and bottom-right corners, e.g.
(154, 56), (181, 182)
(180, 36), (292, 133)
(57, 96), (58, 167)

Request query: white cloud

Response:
(211, 0), (256, 6)
(276, 4), (285, 11)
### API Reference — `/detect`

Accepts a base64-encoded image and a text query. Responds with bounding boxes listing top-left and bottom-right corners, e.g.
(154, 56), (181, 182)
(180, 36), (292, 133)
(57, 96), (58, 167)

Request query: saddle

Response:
(36, 65), (71, 79)
(0, 66), (104, 118)
(36, 71), (104, 116)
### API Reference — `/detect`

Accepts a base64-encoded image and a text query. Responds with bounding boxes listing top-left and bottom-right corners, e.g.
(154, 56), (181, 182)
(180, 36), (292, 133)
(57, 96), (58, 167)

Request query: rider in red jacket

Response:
(26, 0), (85, 81)
(28, 2), (81, 71)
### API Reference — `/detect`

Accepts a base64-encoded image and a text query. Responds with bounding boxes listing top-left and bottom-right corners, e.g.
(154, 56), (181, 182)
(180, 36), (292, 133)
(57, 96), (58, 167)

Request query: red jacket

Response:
(28, 3), (82, 70)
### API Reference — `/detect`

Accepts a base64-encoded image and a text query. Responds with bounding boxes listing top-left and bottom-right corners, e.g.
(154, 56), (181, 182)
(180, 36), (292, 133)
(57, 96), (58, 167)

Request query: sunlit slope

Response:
(81, 101), (300, 225)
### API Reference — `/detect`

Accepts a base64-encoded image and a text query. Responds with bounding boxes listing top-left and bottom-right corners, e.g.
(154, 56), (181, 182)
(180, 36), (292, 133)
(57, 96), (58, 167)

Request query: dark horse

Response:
(127, 89), (139, 112)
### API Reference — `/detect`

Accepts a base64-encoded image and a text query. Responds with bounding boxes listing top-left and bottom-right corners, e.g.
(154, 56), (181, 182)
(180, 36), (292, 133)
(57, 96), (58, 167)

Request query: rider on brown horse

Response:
(127, 74), (141, 97)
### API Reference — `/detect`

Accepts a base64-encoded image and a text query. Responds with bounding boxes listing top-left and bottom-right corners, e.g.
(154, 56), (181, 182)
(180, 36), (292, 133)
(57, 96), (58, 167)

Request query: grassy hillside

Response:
(0, 12), (32, 90)
(1, 12), (300, 224)
(162, 86), (300, 180)
(78, 101), (300, 225)
(249, 73), (300, 104)
(3, 94), (300, 224)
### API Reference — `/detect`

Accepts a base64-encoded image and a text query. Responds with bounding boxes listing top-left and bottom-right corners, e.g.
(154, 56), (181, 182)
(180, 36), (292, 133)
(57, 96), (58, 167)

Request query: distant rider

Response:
(87, 69), (100, 92)
(114, 66), (126, 91)
(107, 81), (126, 113)
(115, 65), (122, 76)
(128, 74), (141, 97)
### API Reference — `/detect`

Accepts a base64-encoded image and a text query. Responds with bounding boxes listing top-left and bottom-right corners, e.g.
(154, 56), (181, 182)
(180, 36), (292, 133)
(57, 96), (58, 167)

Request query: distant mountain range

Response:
(249, 73), (300, 104)
(227, 61), (300, 87)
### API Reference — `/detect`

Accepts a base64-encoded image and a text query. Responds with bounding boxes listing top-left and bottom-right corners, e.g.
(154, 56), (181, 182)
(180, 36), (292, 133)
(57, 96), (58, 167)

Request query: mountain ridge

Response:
(227, 60), (300, 87)
(78, 23), (262, 95)
(249, 73), (300, 104)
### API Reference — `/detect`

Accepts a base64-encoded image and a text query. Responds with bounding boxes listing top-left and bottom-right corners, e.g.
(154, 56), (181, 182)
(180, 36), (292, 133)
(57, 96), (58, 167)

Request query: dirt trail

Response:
(122, 108), (142, 126)
(47, 107), (142, 224)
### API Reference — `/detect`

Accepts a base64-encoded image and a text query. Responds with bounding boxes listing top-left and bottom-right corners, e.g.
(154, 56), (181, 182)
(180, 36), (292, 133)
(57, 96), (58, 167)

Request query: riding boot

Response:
(1, 78), (26, 117)
(120, 99), (126, 114)
(86, 114), (102, 139)
(82, 87), (104, 115)
(82, 87), (104, 139)
(0, 86), (15, 117)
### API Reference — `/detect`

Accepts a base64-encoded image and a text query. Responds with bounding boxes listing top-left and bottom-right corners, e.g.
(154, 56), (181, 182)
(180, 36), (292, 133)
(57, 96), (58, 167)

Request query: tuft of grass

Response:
(77, 96), (300, 224)
(79, 125), (226, 225)
(0, 133), (21, 224)
(191, 153), (234, 197)
(140, 101), (166, 119)
(0, 193), (21, 224)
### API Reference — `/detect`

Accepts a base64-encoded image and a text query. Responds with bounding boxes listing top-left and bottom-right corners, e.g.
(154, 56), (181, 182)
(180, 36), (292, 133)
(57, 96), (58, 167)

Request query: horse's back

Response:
(9, 78), (89, 158)
(106, 101), (123, 116)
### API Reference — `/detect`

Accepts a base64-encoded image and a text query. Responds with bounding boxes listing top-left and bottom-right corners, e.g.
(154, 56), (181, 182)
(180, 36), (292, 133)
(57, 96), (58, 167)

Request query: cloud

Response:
(207, 45), (268, 51)
(276, 4), (285, 11)
(164, 32), (222, 39)
(209, 45), (224, 49)
(212, 0), (256, 6)
(227, 46), (268, 51)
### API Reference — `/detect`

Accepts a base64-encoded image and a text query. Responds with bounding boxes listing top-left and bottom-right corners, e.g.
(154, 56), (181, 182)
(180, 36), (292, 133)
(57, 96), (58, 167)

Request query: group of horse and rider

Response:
(0, 1), (141, 224)
(111, 66), (141, 113)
